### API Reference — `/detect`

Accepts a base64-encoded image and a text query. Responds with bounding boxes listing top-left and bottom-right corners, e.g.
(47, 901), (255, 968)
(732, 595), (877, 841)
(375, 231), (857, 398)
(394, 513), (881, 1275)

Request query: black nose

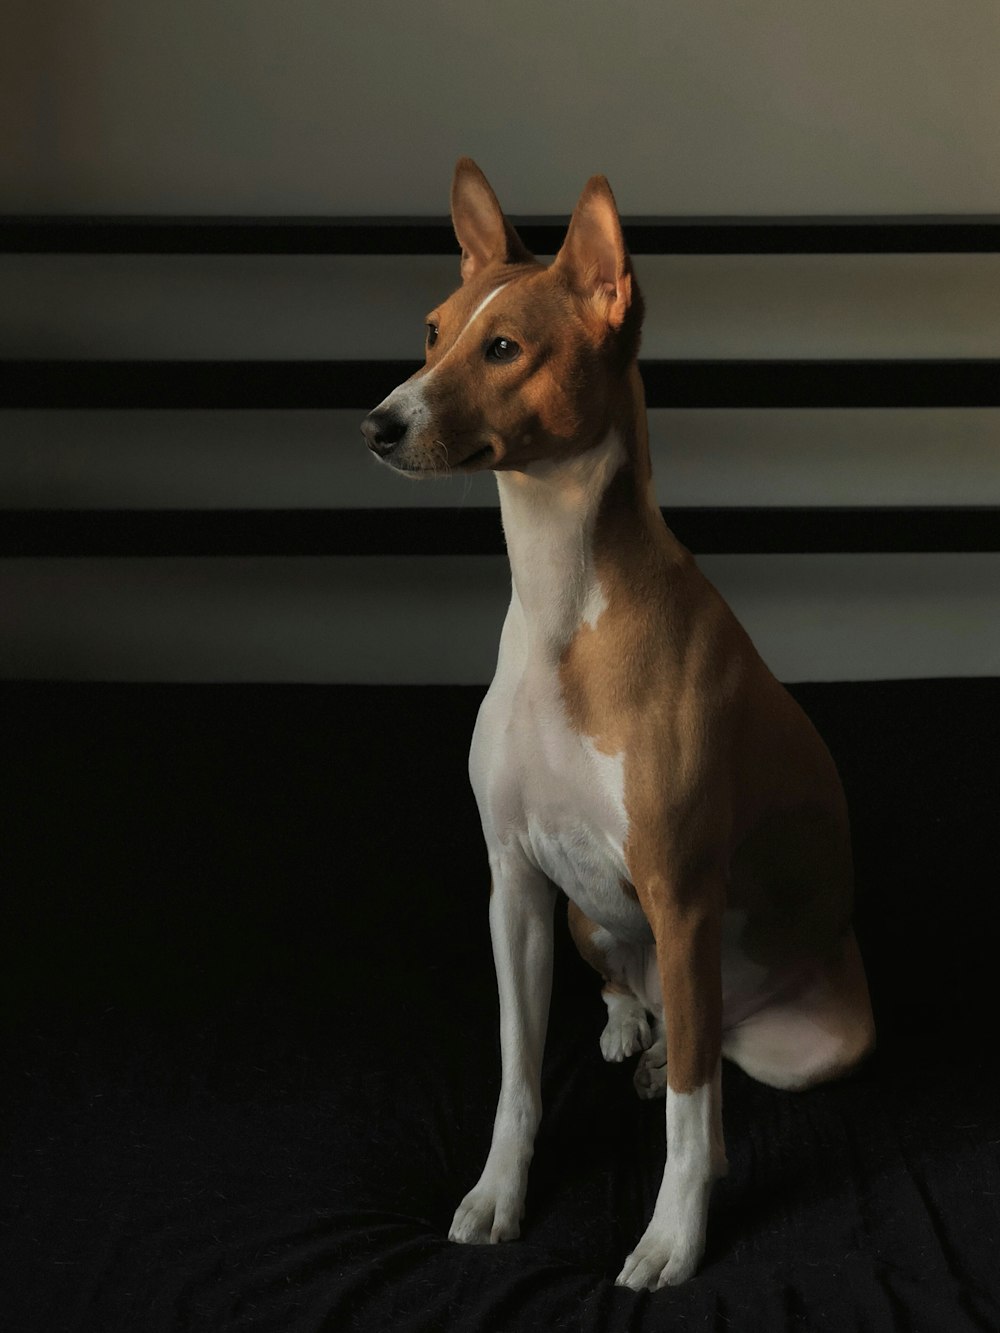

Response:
(361, 408), (408, 458)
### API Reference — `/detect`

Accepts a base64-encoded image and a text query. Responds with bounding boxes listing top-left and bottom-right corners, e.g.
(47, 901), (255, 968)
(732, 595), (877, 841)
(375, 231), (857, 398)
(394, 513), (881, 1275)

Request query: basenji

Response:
(361, 158), (876, 1289)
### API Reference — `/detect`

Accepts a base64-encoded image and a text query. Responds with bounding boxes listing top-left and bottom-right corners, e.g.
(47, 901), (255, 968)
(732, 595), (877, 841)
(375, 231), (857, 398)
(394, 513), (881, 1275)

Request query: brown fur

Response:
(375, 158), (873, 1101)
(556, 375), (858, 1092)
(566, 900), (629, 996)
(387, 161), (645, 478)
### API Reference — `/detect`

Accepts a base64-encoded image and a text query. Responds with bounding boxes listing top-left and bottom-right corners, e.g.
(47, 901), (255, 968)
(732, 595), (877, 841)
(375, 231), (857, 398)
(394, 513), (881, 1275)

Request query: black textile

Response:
(2, 680), (999, 1332)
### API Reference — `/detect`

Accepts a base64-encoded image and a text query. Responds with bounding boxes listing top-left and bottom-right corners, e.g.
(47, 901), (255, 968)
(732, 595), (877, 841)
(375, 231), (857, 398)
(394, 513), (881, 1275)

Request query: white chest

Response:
(469, 437), (653, 943)
(471, 610), (650, 944)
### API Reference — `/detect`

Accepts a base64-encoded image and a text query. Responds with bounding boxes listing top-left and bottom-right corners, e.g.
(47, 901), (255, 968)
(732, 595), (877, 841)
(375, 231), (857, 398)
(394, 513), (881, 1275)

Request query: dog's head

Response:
(361, 158), (644, 477)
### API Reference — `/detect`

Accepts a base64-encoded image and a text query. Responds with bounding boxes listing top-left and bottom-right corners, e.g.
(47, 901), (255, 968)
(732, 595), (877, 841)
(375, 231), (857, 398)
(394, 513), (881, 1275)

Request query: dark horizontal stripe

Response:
(3, 359), (999, 409)
(2, 507), (997, 558)
(3, 215), (1000, 255)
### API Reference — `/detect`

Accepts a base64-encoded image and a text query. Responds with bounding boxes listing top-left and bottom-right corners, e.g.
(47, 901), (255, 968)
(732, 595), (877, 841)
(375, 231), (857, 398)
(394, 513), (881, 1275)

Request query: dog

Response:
(361, 158), (876, 1289)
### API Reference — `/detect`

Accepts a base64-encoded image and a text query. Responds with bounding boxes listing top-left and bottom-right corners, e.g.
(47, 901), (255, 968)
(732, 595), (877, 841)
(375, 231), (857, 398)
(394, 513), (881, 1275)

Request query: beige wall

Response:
(4, 0), (1000, 215)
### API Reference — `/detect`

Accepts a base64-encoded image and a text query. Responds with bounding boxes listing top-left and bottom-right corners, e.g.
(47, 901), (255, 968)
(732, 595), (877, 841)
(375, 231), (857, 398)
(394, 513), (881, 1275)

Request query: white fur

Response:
(448, 852), (554, 1245)
(493, 431), (625, 650)
(452, 431), (656, 1244)
(616, 1065), (727, 1290)
(581, 578), (608, 630)
(453, 427), (725, 1282)
(469, 431), (651, 951)
(600, 989), (652, 1063)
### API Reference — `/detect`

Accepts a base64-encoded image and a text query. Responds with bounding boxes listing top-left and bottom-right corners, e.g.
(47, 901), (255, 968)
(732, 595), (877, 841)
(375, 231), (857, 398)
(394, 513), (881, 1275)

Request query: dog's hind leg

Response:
(722, 930), (876, 1091)
(567, 900), (652, 1062)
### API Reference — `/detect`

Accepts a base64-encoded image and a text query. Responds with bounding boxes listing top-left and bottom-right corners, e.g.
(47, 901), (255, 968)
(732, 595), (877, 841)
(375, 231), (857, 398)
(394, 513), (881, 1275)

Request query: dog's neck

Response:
(494, 367), (666, 656)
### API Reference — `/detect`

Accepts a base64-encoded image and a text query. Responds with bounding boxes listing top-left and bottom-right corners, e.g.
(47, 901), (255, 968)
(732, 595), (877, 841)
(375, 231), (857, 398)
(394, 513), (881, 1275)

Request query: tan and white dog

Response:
(361, 159), (876, 1289)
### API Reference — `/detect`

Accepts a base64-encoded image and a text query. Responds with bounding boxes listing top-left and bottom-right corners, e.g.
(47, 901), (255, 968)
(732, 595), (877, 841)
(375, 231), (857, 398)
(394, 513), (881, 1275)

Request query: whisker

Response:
(432, 439), (452, 476)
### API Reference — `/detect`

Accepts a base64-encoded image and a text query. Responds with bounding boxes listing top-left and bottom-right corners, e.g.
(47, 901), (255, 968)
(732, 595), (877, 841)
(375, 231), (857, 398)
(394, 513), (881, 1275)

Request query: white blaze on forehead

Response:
(423, 279), (513, 382)
(372, 279), (514, 422)
(461, 281), (514, 335)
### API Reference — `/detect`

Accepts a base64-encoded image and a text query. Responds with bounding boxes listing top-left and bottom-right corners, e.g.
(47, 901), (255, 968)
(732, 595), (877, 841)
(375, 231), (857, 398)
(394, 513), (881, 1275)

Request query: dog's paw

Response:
(449, 1180), (524, 1245)
(633, 1036), (667, 1099)
(615, 1221), (701, 1290)
(600, 1002), (652, 1063)
(615, 1169), (710, 1290)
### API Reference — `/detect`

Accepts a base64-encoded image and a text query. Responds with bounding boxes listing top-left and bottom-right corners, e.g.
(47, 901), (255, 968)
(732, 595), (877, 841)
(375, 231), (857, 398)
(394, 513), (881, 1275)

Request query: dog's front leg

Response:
(449, 855), (556, 1245)
(617, 876), (728, 1289)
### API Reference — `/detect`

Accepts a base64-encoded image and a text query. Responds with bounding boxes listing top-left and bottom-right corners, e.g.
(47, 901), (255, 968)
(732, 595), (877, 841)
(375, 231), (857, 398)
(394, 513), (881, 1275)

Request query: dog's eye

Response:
(426, 323), (438, 348)
(486, 337), (521, 363)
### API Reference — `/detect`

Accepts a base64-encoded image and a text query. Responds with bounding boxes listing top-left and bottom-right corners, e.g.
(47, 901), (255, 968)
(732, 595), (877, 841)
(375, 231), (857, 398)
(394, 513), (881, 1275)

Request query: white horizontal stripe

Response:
(2, 254), (1000, 360)
(1, 408), (998, 509)
(1, 554), (997, 683)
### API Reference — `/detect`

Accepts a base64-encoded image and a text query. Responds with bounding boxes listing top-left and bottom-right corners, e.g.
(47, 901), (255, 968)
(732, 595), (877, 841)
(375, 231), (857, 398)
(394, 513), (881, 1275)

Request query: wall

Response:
(4, 1), (1000, 215)
(2, 2), (999, 683)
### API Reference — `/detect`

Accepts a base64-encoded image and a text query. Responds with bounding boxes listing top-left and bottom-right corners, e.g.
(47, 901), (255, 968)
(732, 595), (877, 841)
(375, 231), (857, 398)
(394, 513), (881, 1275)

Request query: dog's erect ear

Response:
(451, 158), (532, 282)
(553, 176), (634, 331)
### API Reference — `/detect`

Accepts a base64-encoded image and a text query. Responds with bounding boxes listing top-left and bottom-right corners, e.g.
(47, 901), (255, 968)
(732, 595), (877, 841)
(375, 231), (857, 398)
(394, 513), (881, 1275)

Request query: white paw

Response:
(615, 1172), (710, 1290)
(633, 1037), (667, 1099)
(600, 1004), (652, 1063)
(615, 1219), (702, 1290)
(449, 1177), (525, 1245)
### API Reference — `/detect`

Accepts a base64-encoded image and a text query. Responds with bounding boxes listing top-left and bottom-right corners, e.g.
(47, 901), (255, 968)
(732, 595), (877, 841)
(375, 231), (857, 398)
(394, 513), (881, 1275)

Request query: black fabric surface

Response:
(2, 679), (999, 1332)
